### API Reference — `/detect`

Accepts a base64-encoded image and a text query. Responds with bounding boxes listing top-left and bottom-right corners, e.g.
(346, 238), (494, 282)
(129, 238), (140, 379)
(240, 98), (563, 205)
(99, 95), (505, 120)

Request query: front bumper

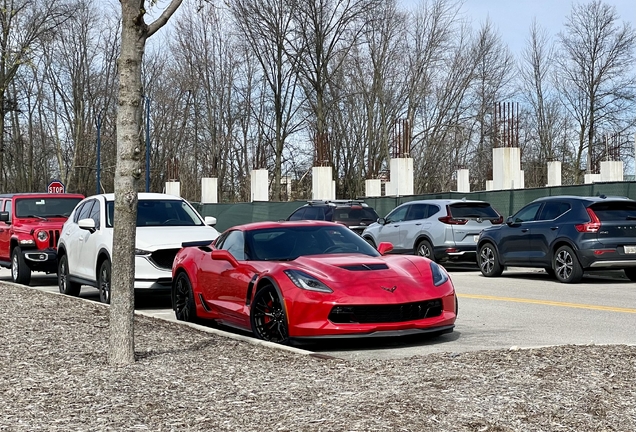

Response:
(134, 255), (172, 290)
(22, 248), (58, 272)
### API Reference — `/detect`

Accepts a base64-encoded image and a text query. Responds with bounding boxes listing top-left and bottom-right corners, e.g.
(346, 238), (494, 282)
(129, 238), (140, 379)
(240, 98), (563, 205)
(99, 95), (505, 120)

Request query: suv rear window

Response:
(590, 201), (636, 221)
(449, 202), (499, 218)
(332, 207), (379, 223)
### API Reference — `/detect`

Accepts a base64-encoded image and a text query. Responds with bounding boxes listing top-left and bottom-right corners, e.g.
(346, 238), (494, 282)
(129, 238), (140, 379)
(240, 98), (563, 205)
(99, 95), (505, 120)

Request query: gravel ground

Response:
(1, 283), (634, 432)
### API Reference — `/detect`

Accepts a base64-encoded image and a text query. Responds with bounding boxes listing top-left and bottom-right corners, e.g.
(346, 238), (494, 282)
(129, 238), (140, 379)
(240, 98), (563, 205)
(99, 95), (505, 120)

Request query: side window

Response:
(88, 200), (101, 229)
(427, 205), (440, 218)
(303, 206), (323, 220)
(513, 203), (542, 223)
(288, 208), (306, 221)
(77, 200), (95, 222)
(73, 202), (87, 223)
(220, 230), (245, 260)
(539, 202), (570, 221)
(406, 204), (428, 221)
(3, 199), (11, 222)
(386, 205), (409, 223)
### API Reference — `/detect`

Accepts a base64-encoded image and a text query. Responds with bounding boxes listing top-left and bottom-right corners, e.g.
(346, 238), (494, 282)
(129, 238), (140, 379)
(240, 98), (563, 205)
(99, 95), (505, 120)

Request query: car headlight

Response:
(430, 262), (449, 286)
(37, 231), (49, 242)
(19, 239), (35, 245)
(284, 269), (333, 293)
(134, 248), (152, 256)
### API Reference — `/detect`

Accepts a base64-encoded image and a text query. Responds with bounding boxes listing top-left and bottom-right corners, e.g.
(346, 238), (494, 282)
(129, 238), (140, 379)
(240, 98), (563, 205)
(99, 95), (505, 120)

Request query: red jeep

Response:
(0, 193), (84, 285)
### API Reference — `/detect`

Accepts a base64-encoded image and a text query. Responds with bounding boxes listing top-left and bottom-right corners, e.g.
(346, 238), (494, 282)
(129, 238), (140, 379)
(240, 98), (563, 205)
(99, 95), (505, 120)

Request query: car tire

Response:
(250, 285), (289, 344)
(58, 254), (81, 296)
(11, 247), (31, 285)
(416, 239), (434, 260)
(363, 236), (376, 249)
(553, 245), (583, 283)
(478, 243), (503, 277)
(173, 272), (198, 322)
(623, 268), (636, 282)
(98, 259), (111, 304)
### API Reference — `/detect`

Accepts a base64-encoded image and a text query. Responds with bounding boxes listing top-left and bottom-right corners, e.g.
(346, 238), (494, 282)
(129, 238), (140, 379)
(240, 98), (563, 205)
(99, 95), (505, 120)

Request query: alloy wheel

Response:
(252, 287), (288, 343)
(555, 250), (573, 280)
(480, 246), (495, 274)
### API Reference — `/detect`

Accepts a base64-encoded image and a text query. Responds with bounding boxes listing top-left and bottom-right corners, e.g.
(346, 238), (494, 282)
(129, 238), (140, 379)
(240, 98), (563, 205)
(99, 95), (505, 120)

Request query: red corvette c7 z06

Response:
(172, 220), (457, 344)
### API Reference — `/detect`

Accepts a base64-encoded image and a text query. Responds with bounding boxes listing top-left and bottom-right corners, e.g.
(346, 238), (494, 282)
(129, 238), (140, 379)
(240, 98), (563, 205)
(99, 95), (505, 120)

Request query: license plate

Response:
(473, 235), (479, 242)
(625, 246), (636, 254)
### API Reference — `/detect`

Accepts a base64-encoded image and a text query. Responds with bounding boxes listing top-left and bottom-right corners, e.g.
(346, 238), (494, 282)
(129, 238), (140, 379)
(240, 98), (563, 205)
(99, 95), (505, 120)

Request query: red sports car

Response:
(172, 220), (457, 344)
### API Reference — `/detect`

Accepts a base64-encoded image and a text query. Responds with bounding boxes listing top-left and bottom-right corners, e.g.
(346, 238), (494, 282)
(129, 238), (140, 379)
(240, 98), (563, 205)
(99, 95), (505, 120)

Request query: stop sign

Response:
(47, 180), (65, 194)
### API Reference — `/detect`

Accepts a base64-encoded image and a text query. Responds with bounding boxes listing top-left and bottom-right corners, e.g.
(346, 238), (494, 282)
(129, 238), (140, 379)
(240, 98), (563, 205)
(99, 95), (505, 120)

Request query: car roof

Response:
(230, 220), (341, 232)
(531, 195), (635, 203)
(0, 193), (84, 199)
(83, 193), (184, 202)
(397, 199), (489, 206)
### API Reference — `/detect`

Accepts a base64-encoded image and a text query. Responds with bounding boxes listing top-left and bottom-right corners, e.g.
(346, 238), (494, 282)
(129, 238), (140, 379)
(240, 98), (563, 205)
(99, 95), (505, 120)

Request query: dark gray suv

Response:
(362, 199), (502, 263)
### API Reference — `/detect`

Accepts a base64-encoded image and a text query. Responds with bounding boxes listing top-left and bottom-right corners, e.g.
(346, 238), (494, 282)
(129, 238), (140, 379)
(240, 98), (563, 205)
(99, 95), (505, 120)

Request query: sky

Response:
(400, 0), (636, 55)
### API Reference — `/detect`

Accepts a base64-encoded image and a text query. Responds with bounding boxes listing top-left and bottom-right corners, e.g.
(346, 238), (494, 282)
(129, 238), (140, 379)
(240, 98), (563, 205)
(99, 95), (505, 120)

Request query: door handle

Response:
(415, 223), (421, 226)
(521, 229), (529, 233)
(550, 227), (558, 230)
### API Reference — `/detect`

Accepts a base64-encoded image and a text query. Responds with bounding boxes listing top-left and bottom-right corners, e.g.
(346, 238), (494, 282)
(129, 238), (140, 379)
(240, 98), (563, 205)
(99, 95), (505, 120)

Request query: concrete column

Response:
(584, 173), (602, 184)
(281, 175), (292, 201)
(250, 169), (269, 202)
(201, 177), (218, 203)
(365, 179), (382, 197)
(165, 181), (181, 197)
(600, 161), (623, 182)
(547, 161), (562, 186)
(312, 166), (335, 200)
(493, 147), (523, 190)
(386, 158), (414, 196)
(485, 180), (494, 191)
(456, 169), (470, 192)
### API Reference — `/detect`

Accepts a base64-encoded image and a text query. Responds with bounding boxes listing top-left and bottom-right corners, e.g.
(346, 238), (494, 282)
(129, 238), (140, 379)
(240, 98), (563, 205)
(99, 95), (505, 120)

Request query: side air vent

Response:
(338, 263), (389, 271)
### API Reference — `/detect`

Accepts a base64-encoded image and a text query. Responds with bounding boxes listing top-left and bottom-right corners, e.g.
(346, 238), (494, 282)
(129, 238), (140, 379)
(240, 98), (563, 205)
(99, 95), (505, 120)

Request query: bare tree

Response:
(555, 0), (636, 183)
(110, 0), (183, 365)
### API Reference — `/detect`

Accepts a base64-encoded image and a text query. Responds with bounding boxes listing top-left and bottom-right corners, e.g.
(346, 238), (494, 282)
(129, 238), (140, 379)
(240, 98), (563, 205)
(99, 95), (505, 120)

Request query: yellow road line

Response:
(457, 293), (636, 314)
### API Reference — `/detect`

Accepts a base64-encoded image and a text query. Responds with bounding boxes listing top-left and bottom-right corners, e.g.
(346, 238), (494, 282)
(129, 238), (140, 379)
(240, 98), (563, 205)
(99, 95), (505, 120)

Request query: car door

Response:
(528, 201), (571, 265)
(69, 200), (95, 278)
(78, 199), (103, 280)
(0, 199), (11, 262)
(376, 205), (410, 251)
(201, 230), (253, 328)
(400, 203), (430, 251)
(498, 202), (542, 264)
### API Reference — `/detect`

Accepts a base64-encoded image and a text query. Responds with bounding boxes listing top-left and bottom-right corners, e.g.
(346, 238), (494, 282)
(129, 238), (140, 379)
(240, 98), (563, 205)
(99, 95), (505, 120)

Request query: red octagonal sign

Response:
(47, 180), (65, 194)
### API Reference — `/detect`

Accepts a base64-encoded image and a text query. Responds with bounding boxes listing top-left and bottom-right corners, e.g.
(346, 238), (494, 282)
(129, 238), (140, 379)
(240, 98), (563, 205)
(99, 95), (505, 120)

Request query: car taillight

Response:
(491, 215), (504, 224)
(575, 208), (601, 233)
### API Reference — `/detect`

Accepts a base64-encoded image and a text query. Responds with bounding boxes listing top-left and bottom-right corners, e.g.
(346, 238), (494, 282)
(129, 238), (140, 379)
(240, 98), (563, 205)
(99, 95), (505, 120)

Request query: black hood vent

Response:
(339, 263), (389, 271)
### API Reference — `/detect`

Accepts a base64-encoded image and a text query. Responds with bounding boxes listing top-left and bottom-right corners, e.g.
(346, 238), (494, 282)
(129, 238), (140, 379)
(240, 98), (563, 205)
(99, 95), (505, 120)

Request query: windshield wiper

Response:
(24, 215), (48, 221)
(626, 216), (636, 220)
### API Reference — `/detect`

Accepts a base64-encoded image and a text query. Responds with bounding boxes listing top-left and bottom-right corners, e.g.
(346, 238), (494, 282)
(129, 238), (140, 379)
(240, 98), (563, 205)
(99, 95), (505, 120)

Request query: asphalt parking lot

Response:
(2, 266), (635, 360)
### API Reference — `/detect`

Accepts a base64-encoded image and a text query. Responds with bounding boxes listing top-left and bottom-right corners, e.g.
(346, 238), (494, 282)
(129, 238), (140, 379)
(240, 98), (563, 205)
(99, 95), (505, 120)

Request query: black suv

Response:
(477, 195), (636, 283)
(286, 200), (379, 235)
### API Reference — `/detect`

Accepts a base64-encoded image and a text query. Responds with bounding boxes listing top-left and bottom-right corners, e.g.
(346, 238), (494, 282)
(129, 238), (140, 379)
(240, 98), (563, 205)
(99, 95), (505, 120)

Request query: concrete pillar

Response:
(584, 173), (602, 184)
(485, 180), (494, 191)
(600, 161), (623, 182)
(386, 158), (414, 196)
(547, 161), (562, 186)
(456, 169), (470, 193)
(165, 181), (181, 197)
(201, 177), (218, 203)
(250, 169), (269, 202)
(281, 175), (292, 201)
(492, 147), (523, 190)
(365, 179), (382, 197)
(312, 166), (335, 200)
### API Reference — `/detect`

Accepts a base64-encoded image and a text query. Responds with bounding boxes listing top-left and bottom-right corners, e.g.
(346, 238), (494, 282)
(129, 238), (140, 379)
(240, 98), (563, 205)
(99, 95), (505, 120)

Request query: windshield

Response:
(245, 225), (380, 261)
(15, 198), (83, 218)
(106, 199), (204, 227)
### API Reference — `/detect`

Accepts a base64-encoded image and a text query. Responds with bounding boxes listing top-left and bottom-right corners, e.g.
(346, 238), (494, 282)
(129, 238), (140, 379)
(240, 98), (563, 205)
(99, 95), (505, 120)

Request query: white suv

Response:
(57, 193), (219, 303)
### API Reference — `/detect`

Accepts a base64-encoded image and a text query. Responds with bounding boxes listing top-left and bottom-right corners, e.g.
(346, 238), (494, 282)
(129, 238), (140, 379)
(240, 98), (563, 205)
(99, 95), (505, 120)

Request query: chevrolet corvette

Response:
(172, 220), (457, 344)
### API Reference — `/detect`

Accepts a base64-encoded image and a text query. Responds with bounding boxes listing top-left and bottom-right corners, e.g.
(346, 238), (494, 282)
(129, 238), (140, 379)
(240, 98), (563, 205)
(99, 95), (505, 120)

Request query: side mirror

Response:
(204, 216), (217, 227)
(0, 211), (9, 223)
(377, 242), (394, 255)
(378, 217), (386, 225)
(78, 218), (96, 233)
(211, 249), (239, 267)
(506, 216), (514, 226)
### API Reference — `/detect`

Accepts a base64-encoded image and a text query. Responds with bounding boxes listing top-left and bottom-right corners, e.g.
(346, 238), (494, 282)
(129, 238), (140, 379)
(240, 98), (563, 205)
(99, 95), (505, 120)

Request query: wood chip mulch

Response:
(0, 283), (634, 431)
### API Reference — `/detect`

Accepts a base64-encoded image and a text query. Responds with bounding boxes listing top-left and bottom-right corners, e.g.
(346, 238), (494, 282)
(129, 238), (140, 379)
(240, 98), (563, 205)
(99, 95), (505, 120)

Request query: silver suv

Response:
(362, 199), (502, 263)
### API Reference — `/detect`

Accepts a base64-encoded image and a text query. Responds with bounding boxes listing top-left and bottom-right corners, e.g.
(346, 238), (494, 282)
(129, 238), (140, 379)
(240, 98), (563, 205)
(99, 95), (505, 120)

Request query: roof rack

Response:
(306, 199), (368, 207)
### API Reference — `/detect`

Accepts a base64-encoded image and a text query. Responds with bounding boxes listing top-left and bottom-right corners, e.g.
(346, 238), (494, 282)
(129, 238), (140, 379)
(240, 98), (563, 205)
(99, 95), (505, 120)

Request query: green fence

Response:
(194, 181), (636, 232)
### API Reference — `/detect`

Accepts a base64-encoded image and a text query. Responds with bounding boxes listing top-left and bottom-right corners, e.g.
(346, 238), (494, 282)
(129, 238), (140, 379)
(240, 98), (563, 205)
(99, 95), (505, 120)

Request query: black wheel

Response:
(250, 285), (289, 344)
(544, 267), (556, 278)
(624, 268), (636, 282)
(98, 260), (111, 304)
(553, 245), (583, 283)
(173, 272), (198, 322)
(416, 239), (434, 260)
(478, 243), (503, 277)
(11, 247), (31, 285)
(58, 254), (81, 296)
(363, 236), (376, 249)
